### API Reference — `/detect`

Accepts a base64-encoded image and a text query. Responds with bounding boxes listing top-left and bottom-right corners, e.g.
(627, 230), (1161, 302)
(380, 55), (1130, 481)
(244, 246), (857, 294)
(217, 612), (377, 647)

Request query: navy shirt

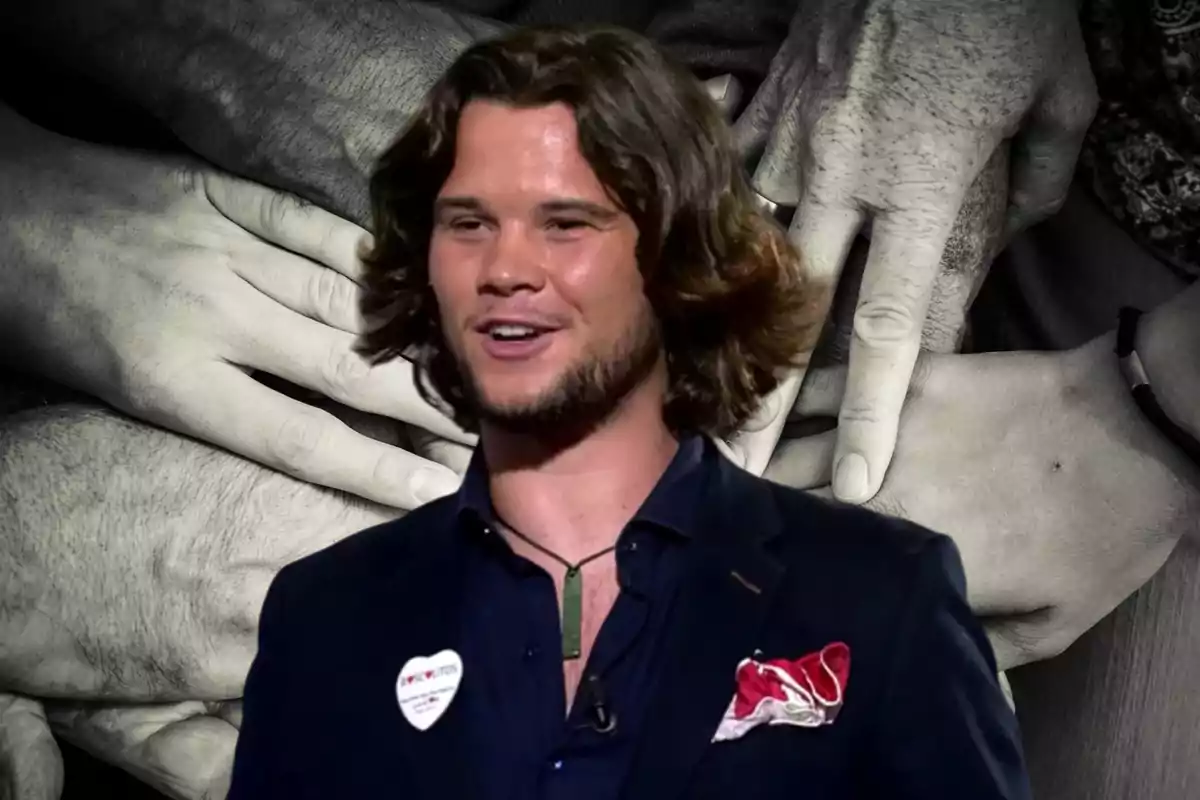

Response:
(454, 435), (712, 800)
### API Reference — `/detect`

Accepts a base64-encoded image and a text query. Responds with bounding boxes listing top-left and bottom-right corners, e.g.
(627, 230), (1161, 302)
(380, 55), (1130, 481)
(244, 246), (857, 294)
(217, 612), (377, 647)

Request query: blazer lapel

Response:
(369, 521), (476, 799)
(622, 458), (787, 800)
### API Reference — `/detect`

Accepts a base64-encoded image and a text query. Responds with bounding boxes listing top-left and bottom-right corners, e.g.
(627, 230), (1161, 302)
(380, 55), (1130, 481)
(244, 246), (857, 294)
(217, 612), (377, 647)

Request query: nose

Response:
(477, 224), (546, 296)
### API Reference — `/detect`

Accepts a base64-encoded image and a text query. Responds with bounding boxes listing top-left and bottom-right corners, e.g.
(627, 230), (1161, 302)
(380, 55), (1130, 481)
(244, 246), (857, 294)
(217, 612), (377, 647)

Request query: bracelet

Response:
(1115, 306), (1200, 467)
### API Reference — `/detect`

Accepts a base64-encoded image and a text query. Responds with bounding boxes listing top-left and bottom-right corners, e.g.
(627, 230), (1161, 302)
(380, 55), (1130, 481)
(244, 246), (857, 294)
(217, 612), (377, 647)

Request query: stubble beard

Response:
(457, 305), (663, 441)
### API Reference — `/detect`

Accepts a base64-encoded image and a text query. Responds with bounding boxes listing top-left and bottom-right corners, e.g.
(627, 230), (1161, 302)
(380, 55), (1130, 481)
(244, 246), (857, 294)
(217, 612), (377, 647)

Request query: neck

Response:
(482, 386), (679, 560)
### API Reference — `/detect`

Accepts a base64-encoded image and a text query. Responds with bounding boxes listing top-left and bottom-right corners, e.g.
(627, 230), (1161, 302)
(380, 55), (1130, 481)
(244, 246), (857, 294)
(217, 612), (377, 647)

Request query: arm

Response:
(773, 282), (1200, 668)
(0, 401), (398, 700)
(868, 536), (1031, 799)
(225, 566), (310, 798)
(0, 0), (502, 224)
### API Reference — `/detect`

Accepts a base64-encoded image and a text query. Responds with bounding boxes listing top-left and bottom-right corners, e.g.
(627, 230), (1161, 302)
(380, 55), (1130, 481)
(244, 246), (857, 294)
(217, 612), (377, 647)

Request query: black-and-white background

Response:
(0, 0), (1198, 798)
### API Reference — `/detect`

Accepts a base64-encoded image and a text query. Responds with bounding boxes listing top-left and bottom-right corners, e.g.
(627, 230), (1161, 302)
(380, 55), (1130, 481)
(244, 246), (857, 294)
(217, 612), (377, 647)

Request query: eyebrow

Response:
(434, 196), (620, 221)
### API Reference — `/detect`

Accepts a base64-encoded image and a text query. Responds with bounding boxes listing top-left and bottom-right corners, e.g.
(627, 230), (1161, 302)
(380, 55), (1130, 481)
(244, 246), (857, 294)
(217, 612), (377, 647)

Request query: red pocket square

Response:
(712, 642), (851, 743)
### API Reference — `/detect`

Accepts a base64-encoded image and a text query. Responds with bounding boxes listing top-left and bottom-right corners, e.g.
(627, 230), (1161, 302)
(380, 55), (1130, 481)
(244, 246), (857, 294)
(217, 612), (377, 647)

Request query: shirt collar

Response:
(455, 434), (713, 539)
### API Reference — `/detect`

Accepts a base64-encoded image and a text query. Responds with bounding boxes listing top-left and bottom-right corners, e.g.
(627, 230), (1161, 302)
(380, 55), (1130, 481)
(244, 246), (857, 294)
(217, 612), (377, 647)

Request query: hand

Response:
(2, 695), (237, 800)
(738, 0), (1099, 502)
(769, 339), (1200, 669)
(0, 106), (469, 509)
(0, 400), (405, 701)
(43, 701), (241, 800)
(161, 2), (504, 225)
(0, 695), (62, 800)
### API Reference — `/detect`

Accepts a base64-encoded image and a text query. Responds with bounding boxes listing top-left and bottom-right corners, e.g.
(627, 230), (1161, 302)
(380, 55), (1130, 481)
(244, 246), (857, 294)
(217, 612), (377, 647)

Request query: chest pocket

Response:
(683, 723), (857, 800)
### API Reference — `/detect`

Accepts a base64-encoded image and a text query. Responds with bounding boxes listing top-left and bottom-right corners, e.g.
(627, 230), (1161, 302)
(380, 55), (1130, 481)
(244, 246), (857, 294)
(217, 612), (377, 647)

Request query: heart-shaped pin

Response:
(395, 650), (463, 731)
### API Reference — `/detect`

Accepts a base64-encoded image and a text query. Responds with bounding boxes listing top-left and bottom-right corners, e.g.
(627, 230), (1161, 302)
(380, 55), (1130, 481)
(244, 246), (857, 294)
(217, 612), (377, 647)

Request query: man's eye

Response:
(449, 217), (485, 231)
(547, 218), (589, 232)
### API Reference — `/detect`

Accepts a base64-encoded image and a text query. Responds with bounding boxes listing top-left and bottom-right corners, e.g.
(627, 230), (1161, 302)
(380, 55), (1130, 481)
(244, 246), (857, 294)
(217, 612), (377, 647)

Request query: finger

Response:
(763, 428), (837, 489)
(47, 702), (237, 800)
(228, 290), (475, 445)
(729, 166), (859, 473)
(1005, 74), (1098, 236)
(792, 183), (866, 287)
(409, 427), (475, 475)
(728, 369), (806, 476)
(996, 671), (1016, 712)
(709, 434), (747, 469)
(702, 74), (743, 119)
(156, 364), (462, 509)
(792, 364), (848, 419)
(0, 694), (63, 800)
(806, 485), (836, 502)
(201, 170), (372, 282)
(230, 244), (365, 334)
(833, 209), (959, 504)
(745, 83), (809, 207)
(731, 56), (790, 161)
(214, 701), (243, 730)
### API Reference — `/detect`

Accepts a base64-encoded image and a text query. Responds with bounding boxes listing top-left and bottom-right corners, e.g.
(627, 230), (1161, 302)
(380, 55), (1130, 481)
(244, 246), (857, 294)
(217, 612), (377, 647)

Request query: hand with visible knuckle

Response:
(3, 104), (463, 505)
(327, 347), (371, 398)
(739, 0), (1094, 503)
(268, 411), (327, 472)
(867, 346), (1193, 670)
(853, 300), (920, 345)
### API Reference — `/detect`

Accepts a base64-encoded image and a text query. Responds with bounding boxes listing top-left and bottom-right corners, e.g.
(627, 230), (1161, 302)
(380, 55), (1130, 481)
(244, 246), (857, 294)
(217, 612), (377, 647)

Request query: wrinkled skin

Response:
(731, 0), (1097, 494)
(0, 696), (61, 800)
(6, 303), (1197, 799)
(0, 402), (400, 799)
(0, 104), (468, 511)
(770, 335), (1200, 670)
(0, 0), (1111, 797)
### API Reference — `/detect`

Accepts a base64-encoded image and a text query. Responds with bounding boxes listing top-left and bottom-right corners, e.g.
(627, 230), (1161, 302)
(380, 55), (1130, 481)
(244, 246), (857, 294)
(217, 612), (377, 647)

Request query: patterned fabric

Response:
(1079, 0), (1200, 281)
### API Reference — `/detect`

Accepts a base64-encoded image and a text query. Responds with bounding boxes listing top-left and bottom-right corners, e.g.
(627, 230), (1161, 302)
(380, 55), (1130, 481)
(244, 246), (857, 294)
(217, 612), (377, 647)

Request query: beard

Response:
(455, 305), (662, 441)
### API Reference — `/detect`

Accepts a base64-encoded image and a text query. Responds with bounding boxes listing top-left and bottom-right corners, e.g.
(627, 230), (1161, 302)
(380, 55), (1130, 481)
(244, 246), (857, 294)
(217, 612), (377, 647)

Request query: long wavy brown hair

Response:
(358, 25), (828, 437)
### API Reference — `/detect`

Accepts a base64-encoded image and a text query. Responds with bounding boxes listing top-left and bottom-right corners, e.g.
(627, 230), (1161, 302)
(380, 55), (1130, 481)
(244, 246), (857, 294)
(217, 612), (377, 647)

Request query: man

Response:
(0, 1), (1193, 798)
(227, 26), (1029, 799)
(0, 0), (1096, 504)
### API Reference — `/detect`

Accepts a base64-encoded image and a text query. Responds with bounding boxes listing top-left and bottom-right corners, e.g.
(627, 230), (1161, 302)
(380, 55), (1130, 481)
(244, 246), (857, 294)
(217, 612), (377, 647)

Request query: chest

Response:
(462, 526), (683, 714)
(317, 572), (865, 800)
(542, 555), (621, 706)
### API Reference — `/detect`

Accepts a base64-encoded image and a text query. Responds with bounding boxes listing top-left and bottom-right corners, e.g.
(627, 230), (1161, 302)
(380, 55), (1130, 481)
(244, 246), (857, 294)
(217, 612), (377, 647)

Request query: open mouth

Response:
(485, 323), (546, 342)
(476, 320), (559, 359)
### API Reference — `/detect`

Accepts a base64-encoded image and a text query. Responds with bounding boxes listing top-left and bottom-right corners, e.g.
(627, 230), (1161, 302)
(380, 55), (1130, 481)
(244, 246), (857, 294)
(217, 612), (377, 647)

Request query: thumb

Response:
(1004, 94), (1096, 237)
(1005, 22), (1098, 237)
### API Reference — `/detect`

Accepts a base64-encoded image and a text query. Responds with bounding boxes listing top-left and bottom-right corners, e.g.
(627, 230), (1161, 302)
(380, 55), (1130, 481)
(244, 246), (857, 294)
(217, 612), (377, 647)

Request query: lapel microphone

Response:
(585, 674), (618, 734)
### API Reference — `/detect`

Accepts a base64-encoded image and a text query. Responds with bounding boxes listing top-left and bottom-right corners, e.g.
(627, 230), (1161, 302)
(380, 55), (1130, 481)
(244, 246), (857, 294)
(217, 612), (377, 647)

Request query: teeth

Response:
(490, 324), (538, 340)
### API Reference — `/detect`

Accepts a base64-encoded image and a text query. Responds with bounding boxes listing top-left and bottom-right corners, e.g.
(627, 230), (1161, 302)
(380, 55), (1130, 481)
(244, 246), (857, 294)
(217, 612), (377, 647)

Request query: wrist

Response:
(1136, 283), (1200, 441)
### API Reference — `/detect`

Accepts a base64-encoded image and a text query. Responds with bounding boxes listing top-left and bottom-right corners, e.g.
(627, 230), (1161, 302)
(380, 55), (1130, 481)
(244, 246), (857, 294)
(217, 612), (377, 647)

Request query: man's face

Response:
(429, 100), (661, 433)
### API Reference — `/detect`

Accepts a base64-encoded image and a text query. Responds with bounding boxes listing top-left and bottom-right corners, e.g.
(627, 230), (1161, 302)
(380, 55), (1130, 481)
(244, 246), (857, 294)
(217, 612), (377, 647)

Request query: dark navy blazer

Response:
(228, 450), (1031, 799)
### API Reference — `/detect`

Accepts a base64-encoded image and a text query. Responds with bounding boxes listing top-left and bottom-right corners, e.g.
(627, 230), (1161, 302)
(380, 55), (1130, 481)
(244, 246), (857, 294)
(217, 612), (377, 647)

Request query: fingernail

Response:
(356, 232), (376, 258)
(413, 467), (461, 506)
(705, 74), (731, 101)
(833, 453), (870, 503)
